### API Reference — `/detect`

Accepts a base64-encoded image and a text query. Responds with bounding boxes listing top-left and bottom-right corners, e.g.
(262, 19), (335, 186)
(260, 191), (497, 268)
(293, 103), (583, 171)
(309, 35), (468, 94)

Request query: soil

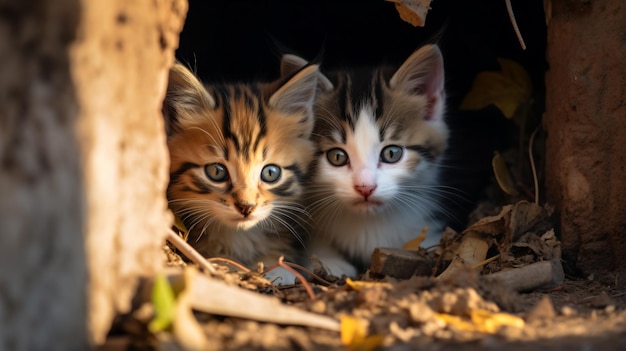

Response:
(103, 233), (626, 351)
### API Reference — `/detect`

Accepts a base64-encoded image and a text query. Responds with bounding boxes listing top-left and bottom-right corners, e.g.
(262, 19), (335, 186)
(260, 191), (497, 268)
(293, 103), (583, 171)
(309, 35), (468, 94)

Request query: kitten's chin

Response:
(230, 217), (261, 230)
(349, 199), (385, 214)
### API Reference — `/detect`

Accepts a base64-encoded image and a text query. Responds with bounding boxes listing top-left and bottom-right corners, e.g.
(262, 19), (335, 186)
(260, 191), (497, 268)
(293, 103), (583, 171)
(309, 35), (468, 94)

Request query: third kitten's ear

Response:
(389, 45), (445, 121)
(163, 62), (215, 135)
(280, 54), (309, 77)
(279, 54), (334, 92)
(269, 64), (320, 114)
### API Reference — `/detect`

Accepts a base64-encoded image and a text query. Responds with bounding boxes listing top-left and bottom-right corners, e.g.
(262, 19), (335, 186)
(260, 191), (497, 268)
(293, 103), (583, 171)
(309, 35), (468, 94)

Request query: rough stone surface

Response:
(544, 0), (626, 283)
(71, 0), (187, 344)
(0, 0), (187, 349)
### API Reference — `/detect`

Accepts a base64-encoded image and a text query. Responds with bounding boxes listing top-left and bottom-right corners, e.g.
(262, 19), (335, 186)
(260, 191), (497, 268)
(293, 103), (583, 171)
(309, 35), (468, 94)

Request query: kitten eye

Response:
(204, 163), (229, 182)
(261, 164), (281, 183)
(326, 148), (349, 167)
(380, 145), (403, 163)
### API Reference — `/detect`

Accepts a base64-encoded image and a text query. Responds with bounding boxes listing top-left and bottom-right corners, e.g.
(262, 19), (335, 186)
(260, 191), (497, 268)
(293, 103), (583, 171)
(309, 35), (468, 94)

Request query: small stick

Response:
(282, 262), (335, 286)
(505, 0), (527, 50)
(207, 257), (251, 272)
(166, 228), (217, 274)
(528, 124), (541, 205)
(264, 257), (316, 300)
(482, 259), (564, 292)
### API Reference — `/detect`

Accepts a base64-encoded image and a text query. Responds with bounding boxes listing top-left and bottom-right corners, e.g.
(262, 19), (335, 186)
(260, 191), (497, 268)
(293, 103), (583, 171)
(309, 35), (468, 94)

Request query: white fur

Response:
(308, 107), (445, 278)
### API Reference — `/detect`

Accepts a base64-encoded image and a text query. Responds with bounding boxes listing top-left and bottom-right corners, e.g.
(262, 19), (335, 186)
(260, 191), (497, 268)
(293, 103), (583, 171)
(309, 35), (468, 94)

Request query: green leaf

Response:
(148, 274), (176, 332)
(460, 58), (532, 118)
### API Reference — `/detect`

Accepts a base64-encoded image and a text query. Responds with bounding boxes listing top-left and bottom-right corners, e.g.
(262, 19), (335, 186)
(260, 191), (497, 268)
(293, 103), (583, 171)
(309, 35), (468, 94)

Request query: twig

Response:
(207, 257), (251, 273)
(282, 262), (334, 286)
(528, 124), (541, 205)
(166, 228), (217, 274)
(264, 257), (317, 300)
(470, 254), (501, 270)
(505, 0), (527, 50)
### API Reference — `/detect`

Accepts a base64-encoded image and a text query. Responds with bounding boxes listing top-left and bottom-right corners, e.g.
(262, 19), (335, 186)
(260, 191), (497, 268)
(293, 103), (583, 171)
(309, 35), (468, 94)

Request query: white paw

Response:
(318, 256), (358, 279)
(262, 267), (297, 286)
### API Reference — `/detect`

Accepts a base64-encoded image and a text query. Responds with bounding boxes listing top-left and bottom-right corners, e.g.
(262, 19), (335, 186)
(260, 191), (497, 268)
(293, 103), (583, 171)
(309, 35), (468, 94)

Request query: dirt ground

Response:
(103, 231), (626, 351)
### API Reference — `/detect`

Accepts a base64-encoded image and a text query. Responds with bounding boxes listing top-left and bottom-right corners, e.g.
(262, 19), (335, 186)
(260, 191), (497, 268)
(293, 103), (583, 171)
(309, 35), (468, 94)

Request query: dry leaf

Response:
(470, 309), (525, 333)
(345, 278), (392, 291)
(460, 58), (532, 118)
(436, 232), (490, 280)
(492, 152), (519, 196)
(386, 0), (432, 27)
(340, 315), (385, 351)
(402, 226), (428, 250)
(435, 309), (524, 334)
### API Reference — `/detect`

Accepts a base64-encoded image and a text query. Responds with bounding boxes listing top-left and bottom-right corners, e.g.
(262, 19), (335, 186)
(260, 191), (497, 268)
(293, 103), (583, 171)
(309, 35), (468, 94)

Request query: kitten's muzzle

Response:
(235, 202), (256, 217)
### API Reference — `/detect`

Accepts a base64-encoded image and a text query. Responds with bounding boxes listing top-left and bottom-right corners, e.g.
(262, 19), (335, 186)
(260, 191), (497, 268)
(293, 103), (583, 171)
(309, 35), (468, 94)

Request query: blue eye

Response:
(327, 148), (349, 167)
(261, 164), (281, 183)
(380, 145), (403, 163)
(204, 163), (229, 182)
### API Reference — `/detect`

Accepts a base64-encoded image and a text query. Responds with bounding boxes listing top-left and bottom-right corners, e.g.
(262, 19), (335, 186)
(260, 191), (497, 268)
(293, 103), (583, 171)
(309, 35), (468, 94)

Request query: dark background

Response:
(175, 0), (547, 230)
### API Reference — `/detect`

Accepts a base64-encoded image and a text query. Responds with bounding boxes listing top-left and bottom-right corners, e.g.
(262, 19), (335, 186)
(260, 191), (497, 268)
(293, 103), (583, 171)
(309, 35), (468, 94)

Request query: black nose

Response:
(236, 202), (256, 216)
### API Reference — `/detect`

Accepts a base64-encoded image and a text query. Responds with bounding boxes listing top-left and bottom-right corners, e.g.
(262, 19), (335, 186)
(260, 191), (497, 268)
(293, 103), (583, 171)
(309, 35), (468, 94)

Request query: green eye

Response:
(204, 163), (229, 182)
(261, 164), (281, 183)
(327, 148), (349, 167)
(380, 145), (403, 163)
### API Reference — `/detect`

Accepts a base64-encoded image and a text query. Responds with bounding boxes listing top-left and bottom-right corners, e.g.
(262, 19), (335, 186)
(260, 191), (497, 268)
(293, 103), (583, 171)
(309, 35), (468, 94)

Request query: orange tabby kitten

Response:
(163, 62), (319, 284)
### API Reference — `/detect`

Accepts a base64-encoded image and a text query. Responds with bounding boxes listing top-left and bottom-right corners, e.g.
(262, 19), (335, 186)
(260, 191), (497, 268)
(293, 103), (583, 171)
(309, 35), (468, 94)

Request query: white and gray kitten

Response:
(285, 45), (449, 278)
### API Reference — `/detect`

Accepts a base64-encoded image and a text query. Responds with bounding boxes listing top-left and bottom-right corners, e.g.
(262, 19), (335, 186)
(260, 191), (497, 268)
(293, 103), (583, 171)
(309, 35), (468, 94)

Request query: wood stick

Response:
(482, 259), (564, 292)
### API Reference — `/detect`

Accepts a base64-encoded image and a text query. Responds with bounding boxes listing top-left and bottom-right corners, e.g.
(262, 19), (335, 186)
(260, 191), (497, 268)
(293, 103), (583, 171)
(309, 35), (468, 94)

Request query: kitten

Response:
(299, 45), (449, 278)
(163, 61), (319, 284)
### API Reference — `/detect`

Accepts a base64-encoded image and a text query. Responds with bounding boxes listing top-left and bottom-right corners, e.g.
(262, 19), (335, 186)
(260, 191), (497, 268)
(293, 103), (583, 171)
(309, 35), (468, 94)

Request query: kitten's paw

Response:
(262, 267), (297, 286)
(318, 257), (358, 279)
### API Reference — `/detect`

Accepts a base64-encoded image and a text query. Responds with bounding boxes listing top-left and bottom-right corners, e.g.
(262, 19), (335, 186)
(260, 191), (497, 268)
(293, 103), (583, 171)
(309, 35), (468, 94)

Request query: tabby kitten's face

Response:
(164, 63), (318, 234)
(309, 45), (448, 216)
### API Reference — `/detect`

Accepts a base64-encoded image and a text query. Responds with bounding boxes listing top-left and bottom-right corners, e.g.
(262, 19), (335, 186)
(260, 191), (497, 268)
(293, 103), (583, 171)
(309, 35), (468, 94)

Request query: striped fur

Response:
(163, 62), (319, 284)
(302, 45), (450, 277)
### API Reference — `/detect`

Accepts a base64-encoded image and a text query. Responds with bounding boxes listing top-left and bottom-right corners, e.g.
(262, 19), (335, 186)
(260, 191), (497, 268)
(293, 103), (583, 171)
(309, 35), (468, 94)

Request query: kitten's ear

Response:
(389, 45), (445, 121)
(269, 64), (319, 115)
(162, 62), (215, 135)
(280, 54), (309, 77)
(280, 54), (334, 92)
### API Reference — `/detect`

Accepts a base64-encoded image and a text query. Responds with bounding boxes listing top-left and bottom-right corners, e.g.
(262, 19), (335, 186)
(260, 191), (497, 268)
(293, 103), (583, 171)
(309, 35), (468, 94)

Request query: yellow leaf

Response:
(460, 58), (532, 118)
(470, 309), (525, 333)
(402, 226), (428, 250)
(435, 310), (525, 334)
(492, 152), (519, 196)
(345, 278), (392, 291)
(171, 211), (189, 239)
(340, 315), (385, 351)
(434, 313), (476, 332)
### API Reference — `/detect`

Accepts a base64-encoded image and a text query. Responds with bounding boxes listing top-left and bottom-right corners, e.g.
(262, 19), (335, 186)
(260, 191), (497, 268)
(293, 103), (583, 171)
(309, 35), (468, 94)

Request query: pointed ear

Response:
(389, 45), (445, 121)
(280, 54), (309, 77)
(162, 62), (215, 135)
(269, 64), (319, 114)
(279, 54), (334, 92)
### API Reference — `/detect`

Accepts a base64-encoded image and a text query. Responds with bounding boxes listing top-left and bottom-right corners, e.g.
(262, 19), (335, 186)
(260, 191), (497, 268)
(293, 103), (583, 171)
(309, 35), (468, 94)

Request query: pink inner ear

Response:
(425, 95), (438, 121)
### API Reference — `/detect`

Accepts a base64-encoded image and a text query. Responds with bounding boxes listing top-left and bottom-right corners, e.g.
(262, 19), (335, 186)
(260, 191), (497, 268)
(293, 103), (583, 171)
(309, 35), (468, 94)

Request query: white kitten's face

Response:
(316, 107), (414, 214)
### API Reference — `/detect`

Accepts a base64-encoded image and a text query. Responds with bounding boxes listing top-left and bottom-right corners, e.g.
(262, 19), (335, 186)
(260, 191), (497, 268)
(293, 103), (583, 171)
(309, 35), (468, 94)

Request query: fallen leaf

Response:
(340, 315), (385, 351)
(345, 278), (392, 291)
(460, 58), (532, 118)
(402, 226), (428, 250)
(492, 152), (519, 196)
(470, 308), (525, 333)
(149, 274), (176, 333)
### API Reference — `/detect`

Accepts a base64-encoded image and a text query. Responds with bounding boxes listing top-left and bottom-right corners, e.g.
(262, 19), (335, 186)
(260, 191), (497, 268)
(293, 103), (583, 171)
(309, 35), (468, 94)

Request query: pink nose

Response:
(354, 184), (377, 198)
